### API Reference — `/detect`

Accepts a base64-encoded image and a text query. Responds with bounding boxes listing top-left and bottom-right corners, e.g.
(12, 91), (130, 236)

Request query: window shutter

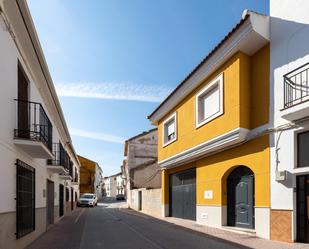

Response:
(167, 121), (175, 136)
(201, 84), (220, 120)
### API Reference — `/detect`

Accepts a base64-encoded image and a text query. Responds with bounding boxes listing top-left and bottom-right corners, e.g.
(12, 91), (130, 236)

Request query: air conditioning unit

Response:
(276, 170), (287, 182)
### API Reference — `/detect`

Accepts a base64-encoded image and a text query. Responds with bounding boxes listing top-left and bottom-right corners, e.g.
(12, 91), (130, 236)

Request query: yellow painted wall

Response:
(157, 45), (269, 162)
(78, 155), (96, 194)
(162, 135), (270, 208)
(159, 45), (270, 208)
(250, 45), (270, 128)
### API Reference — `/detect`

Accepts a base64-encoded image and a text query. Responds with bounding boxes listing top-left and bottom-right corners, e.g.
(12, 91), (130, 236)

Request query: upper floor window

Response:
(195, 73), (224, 128)
(162, 112), (177, 147)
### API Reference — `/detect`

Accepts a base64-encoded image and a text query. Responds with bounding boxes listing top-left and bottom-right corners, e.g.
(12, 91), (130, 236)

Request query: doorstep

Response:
(220, 226), (256, 236)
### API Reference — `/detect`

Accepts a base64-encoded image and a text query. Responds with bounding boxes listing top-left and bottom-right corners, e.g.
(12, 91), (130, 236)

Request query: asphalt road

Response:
(26, 200), (249, 249)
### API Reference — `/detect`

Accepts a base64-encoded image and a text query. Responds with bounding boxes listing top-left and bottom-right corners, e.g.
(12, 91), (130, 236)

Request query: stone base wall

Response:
(129, 188), (161, 217)
(270, 209), (293, 243)
(0, 207), (46, 249)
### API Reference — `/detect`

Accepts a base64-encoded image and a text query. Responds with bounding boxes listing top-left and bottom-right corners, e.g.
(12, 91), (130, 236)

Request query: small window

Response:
(298, 131), (309, 168)
(195, 74), (223, 128)
(162, 112), (177, 147)
(16, 159), (35, 239)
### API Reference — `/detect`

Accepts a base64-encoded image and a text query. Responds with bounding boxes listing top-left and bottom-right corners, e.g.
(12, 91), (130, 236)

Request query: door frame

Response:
(138, 191), (142, 211)
(59, 184), (64, 217)
(46, 180), (54, 226)
(296, 174), (309, 243)
(227, 166), (254, 229)
(17, 63), (30, 138)
(71, 188), (74, 211)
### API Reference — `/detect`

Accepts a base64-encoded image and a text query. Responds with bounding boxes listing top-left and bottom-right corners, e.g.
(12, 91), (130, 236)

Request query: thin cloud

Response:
(55, 82), (172, 103)
(69, 128), (124, 144)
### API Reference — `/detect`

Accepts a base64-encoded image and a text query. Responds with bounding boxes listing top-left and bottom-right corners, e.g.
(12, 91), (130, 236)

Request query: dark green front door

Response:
(227, 166), (254, 229)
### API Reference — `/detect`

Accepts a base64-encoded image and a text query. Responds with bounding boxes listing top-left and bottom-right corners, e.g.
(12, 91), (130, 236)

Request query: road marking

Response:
(103, 208), (166, 249)
(75, 208), (85, 224)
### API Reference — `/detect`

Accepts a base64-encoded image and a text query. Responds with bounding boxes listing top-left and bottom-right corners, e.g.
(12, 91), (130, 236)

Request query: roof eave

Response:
(148, 13), (269, 124)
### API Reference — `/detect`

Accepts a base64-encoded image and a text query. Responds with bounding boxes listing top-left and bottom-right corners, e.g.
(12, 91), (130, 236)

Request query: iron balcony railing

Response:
(284, 62), (309, 108)
(14, 99), (53, 151)
(47, 143), (70, 171)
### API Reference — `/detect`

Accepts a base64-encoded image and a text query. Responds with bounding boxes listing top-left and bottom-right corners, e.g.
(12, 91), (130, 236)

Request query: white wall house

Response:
(103, 174), (118, 197)
(116, 173), (125, 195)
(104, 177), (111, 197)
(0, 1), (80, 249)
(270, 0), (309, 243)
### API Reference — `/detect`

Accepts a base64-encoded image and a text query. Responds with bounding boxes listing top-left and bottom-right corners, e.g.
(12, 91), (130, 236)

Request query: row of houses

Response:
(123, 0), (309, 244)
(0, 1), (81, 249)
(103, 173), (124, 197)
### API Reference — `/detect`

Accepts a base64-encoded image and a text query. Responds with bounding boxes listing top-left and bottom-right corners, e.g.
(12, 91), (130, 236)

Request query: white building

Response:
(103, 174), (119, 197)
(270, 0), (309, 243)
(0, 1), (80, 248)
(116, 173), (125, 195)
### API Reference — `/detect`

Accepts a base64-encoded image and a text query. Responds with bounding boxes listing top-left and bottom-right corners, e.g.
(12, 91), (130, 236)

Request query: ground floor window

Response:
(16, 159), (35, 239)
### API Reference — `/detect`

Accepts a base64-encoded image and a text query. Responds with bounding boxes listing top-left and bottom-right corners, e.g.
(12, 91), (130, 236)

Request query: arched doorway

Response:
(227, 166), (254, 229)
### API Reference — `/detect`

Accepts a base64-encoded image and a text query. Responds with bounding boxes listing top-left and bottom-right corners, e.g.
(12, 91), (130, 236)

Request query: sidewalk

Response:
(26, 208), (88, 249)
(120, 208), (309, 249)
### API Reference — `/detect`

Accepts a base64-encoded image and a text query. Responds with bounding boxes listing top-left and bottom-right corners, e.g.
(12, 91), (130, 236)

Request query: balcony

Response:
(59, 172), (72, 180)
(282, 63), (309, 120)
(47, 143), (70, 174)
(14, 99), (53, 158)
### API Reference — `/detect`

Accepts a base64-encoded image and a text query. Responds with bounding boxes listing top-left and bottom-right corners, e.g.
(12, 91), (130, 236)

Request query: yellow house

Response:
(148, 11), (271, 239)
(78, 155), (97, 194)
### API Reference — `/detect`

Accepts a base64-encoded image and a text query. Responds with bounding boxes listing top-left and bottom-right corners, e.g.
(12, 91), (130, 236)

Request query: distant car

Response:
(77, 193), (98, 207)
(116, 194), (125, 200)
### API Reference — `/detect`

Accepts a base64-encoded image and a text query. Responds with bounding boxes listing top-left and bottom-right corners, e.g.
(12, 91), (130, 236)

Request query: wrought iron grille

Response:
(16, 159), (35, 239)
(284, 63), (309, 108)
(47, 143), (70, 171)
(14, 99), (53, 151)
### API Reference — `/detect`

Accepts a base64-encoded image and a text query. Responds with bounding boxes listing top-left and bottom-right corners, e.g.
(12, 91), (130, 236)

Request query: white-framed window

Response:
(162, 112), (177, 147)
(195, 73), (224, 128)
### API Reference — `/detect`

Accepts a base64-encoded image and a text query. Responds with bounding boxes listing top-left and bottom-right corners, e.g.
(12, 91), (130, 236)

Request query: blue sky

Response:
(27, 0), (269, 176)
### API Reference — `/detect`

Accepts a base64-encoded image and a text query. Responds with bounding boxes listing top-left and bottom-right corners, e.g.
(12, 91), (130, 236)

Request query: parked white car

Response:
(77, 193), (98, 207)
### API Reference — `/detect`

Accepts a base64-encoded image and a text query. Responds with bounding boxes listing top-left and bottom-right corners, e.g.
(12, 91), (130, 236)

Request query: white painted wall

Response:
(0, 13), (79, 214)
(104, 178), (111, 197)
(116, 174), (125, 195)
(270, 0), (309, 240)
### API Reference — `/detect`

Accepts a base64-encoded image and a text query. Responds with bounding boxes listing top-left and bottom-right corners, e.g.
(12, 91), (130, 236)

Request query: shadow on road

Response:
(115, 208), (252, 249)
(26, 205), (256, 249)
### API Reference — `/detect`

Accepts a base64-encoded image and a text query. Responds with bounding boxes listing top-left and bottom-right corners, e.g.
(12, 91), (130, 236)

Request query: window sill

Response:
(195, 110), (223, 129)
(162, 137), (177, 148)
